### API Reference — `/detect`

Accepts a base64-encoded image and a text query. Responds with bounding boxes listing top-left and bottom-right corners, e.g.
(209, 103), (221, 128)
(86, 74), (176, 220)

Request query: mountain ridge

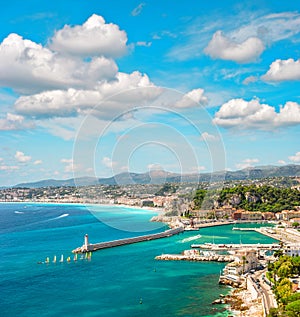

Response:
(11, 164), (300, 188)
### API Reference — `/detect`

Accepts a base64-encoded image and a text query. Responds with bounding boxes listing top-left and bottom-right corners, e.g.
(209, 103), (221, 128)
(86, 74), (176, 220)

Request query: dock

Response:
(191, 243), (280, 250)
(73, 227), (184, 253)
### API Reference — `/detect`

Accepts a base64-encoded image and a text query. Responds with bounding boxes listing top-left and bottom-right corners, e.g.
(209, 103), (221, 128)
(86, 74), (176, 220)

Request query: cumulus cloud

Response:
(0, 33), (118, 94)
(15, 151), (31, 163)
(204, 30), (265, 63)
(213, 98), (300, 129)
(262, 58), (300, 82)
(236, 158), (259, 169)
(49, 14), (128, 58)
(33, 160), (42, 165)
(278, 160), (286, 165)
(174, 88), (208, 108)
(289, 152), (300, 163)
(14, 71), (162, 119)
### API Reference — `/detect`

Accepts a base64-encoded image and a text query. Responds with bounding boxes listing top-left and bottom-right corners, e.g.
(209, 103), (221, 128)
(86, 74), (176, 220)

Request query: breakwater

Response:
(73, 227), (184, 253)
(155, 253), (234, 262)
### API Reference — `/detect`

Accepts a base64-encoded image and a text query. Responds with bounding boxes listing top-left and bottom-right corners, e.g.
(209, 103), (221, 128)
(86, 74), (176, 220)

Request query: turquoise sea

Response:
(0, 203), (277, 317)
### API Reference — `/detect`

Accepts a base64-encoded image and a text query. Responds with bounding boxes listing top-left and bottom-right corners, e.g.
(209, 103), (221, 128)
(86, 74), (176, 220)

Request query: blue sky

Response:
(0, 0), (300, 186)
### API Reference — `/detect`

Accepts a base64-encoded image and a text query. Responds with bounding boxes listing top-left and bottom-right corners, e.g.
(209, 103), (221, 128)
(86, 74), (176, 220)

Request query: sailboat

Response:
(59, 254), (64, 263)
(67, 256), (71, 263)
(53, 255), (57, 263)
(73, 253), (78, 262)
(45, 257), (50, 264)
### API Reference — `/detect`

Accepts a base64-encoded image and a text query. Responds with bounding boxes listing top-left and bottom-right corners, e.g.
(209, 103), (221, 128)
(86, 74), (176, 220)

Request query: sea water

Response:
(0, 203), (277, 317)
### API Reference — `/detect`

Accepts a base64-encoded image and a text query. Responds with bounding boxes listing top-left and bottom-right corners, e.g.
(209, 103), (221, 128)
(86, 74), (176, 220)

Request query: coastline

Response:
(2, 201), (280, 316)
(0, 200), (164, 214)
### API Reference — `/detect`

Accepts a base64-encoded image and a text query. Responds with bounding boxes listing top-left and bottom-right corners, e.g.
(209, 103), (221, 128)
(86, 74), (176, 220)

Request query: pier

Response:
(191, 243), (281, 251)
(73, 227), (184, 253)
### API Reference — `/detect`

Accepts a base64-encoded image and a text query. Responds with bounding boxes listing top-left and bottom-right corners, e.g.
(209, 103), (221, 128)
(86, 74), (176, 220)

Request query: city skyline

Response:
(0, 0), (300, 186)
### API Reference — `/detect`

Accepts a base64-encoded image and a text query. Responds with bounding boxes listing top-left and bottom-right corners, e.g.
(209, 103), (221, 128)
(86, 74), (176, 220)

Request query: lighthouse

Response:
(84, 234), (89, 251)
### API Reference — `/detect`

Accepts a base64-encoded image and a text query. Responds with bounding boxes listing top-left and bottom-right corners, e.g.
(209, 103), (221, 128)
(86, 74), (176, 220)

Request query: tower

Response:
(84, 234), (89, 251)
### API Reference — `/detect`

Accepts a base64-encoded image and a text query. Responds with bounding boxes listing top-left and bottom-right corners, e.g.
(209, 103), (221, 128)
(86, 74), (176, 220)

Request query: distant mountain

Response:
(12, 164), (300, 188)
(14, 177), (99, 188)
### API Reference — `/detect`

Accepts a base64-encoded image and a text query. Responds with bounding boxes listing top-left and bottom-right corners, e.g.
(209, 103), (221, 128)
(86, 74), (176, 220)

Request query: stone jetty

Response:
(72, 227), (184, 253)
(155, 252), (234, 263)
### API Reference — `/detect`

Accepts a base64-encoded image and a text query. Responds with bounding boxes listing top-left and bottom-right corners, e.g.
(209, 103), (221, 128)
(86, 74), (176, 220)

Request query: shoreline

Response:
(0, 200), (164, 213)
(2, 201), (280, 316)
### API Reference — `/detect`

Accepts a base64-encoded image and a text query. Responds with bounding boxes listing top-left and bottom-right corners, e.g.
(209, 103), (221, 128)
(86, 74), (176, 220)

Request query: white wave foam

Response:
(179, 234), (202, 243)
(55, 213), (69, 219)
(14, 211), (24, 214)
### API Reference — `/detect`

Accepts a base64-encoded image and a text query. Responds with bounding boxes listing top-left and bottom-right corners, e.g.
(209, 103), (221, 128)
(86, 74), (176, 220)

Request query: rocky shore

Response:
(213, 277), (265, 317)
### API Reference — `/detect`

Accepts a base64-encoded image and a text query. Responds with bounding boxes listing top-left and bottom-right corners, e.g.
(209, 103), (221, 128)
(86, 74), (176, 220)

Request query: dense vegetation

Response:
(267, 255), (300, 317)
(193, 185), (300, 212)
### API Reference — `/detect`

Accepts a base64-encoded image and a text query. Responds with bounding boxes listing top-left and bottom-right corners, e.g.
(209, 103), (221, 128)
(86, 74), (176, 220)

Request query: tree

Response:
(285, 300), (300, 317)
(276, 278), (292, 302)
(277, 263), (293, 279)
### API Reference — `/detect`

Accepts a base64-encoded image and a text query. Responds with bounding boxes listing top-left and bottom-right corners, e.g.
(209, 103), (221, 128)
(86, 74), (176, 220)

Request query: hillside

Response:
(12, 164), (300, 188)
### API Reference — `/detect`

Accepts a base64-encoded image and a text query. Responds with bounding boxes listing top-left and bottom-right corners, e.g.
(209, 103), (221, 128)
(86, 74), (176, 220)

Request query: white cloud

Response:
(168, 11), (300, 62)
(188, 166), (206, 173)
(236, 158), (259, 169)
(232, 12), (300, 44)
(243, 75), (258, 85)
(33, 160), (42, 165)
(262, 58), (300, 82)
(131, 3), (146, 16)
(204, 30), (265, 63)
(49, 14), (128, 58)
(0, 33), (118, 94)
(147, 163), (163, 171)
(15, 151), (31, 163)
(136, 41), (152, 47)
(0, 113), (34, 131)
(278, 160), (286, 165)
(14, 71), (162, 119)
(174, 88), (208, 108)
(61, 158), (80, 173)
(0, 165), (19, 171)
(102, 157), (117, 169)
(200, 132), (218, 141)
(213, 98), (300, 129)
(289, 152), (300, 163)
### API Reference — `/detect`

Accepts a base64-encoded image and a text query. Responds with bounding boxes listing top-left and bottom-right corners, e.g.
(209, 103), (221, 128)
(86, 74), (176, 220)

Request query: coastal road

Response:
(252, 269), (277, 315)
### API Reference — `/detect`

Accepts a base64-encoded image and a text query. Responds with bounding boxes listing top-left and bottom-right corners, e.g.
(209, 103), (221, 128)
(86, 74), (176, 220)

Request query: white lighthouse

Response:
(84, 234), (89, 251)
